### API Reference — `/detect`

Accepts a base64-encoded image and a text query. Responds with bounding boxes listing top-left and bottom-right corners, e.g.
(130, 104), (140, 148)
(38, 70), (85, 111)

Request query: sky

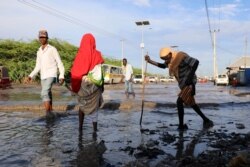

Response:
(1, 0), (250, 77)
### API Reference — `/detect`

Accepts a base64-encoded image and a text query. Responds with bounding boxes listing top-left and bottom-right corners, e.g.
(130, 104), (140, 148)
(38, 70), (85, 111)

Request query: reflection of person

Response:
(71, 33), (104, 132)
(175, 130), (205, 162)
(122, 58), (135, 99)
(175, 130), (185, 159)
(28, 29), (65, 117)
(145, 47), (213, 130)
(73, 131), (106, 167)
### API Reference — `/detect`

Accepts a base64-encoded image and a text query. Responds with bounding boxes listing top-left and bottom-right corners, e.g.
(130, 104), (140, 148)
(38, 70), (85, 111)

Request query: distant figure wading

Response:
(122, 58), (135, 99)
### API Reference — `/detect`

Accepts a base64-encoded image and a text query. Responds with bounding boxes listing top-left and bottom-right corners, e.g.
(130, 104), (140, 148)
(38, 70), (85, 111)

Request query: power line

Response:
(204, 0), (213, 47)
(217, 45), (240, 56)
(18, 0), (122, 39)
(18, 0), (140, 51)
(218, 0), (221, 31)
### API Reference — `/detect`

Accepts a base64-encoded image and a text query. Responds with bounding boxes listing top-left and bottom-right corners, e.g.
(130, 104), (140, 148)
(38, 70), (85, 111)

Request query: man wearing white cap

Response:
(145, 47), (213, 130)
(28, 29), (65, 117)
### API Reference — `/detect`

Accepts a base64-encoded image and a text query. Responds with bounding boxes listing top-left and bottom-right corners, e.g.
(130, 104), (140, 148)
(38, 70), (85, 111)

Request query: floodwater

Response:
(0, 82), (250, 167)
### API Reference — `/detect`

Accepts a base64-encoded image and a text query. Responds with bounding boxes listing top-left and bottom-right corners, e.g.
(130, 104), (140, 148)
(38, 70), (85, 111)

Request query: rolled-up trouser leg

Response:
(124, 81), (129, 98)
(41, 77), (55, 113)
(41, 77), (55, 102)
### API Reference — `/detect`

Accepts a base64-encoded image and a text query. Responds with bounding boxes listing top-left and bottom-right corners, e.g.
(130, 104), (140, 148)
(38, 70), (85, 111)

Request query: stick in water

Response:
(140, 58), (148, 126)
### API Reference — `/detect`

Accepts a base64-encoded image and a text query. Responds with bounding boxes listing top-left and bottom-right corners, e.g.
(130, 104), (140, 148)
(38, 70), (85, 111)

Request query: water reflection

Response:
(175, 129), (208, 160)
(78, 130), (98, 149)
(228, 87), (239, 95)
(175, 130), (185, 159)
(43, 119), (56, 146)
(72, 130), (103, 167)
(0, 83), (250, 166)
(31, 118), (61, 166)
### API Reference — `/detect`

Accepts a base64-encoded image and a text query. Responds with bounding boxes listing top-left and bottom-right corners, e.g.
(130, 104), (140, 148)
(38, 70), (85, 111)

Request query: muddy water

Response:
(0, 83), (250, 167)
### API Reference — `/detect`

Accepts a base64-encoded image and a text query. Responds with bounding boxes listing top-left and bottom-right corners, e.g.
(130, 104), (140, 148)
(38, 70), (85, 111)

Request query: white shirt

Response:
(122, 64), (133, 81)
(29, 44), (65, 80)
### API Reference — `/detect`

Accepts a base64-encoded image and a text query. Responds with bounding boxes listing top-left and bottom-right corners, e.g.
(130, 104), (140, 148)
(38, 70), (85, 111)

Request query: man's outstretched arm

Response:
(145, 55), (167, 69)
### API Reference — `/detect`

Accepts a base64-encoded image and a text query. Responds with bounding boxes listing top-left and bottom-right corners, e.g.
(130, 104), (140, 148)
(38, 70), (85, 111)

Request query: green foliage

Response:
(103, 57), (122, 67)
(0, 39), (142, 83)
(0, 39), (78, 82)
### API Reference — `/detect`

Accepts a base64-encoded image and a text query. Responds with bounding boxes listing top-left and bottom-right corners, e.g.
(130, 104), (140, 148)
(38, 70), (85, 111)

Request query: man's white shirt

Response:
(122, 64), (133, 81)
(29, 44), (65, 80)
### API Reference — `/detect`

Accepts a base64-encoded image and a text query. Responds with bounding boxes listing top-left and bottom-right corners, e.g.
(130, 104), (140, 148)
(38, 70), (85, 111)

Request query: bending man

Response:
(145, 47), (213, 130)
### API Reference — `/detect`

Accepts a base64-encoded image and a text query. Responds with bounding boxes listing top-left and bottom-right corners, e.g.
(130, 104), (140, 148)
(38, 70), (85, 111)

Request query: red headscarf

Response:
(71, 33), (104, 93)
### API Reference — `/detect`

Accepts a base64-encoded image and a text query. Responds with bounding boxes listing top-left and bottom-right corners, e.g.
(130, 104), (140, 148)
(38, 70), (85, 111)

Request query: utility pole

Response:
(121, 39), (125, 66)
(135, 20), (150, 81)
(244, 37), (248, 68)
(212, 29), (219, 80)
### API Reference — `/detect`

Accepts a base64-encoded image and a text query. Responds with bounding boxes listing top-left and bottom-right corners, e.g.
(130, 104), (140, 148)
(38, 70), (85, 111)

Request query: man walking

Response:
(122, 58), (135, 99)
(28, 29), (65, 117)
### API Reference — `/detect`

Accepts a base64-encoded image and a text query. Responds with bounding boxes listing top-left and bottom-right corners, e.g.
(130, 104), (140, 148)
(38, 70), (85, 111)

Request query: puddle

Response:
(0, 83), (250, 166)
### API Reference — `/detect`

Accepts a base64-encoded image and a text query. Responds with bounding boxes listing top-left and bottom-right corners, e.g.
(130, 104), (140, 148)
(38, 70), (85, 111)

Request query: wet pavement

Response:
(0, 82), (250, 167)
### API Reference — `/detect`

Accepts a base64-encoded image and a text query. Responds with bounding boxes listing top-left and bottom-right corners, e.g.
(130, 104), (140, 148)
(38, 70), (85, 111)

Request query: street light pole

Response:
(212, 29), (219, 80)
(135, 20), (150, 81)
(140, 27), (144, 80)
(120, 39), (125, 66)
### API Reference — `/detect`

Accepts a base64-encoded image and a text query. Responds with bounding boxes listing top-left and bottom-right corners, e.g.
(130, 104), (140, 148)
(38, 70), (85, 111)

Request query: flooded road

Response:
(0, 82), (250, 167)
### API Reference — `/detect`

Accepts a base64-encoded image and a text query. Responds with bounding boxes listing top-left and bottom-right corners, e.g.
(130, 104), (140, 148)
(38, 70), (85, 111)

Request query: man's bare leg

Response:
(44, 101), (51, 114)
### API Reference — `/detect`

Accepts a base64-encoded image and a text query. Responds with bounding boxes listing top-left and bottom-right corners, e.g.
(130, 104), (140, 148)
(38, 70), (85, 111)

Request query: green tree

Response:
(0, 39), (143, 83)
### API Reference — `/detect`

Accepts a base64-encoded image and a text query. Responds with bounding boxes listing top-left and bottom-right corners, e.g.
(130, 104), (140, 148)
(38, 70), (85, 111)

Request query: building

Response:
(226, 56), (250, 86)
(226, 56), (250, 73)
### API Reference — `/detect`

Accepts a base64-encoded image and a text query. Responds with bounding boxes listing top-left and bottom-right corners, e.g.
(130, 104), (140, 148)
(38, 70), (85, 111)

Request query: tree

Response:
(0, 39), (142, 83)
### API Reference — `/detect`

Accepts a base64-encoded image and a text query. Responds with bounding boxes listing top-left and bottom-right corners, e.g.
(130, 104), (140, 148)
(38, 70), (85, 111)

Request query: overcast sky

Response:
(1, 0), (250, 76)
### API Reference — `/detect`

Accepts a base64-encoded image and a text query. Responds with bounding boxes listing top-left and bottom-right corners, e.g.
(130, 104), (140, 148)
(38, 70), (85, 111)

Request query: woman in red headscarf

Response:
(71, 33), (104, 132)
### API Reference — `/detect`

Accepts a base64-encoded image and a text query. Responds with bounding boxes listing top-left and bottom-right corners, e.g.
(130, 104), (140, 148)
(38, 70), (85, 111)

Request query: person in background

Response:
(122, 58), (135, 99)
(71, 33), (104, 132)
(28, 29), (65, 117)
(145, 47), (213, 130)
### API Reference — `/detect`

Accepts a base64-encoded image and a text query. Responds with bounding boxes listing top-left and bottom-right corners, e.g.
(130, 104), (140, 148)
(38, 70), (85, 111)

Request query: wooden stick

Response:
(139, 60), (148, 126)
